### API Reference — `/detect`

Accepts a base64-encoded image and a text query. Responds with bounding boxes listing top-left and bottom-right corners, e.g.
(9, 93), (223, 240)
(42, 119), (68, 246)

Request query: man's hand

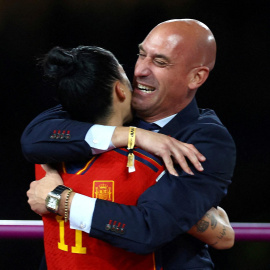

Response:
(27, 164), (63, 215)
(135, 128), (205, 176)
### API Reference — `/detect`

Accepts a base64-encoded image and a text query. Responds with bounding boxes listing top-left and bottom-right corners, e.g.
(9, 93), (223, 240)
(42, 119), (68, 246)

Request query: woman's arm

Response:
(112, 126), (206, 176)
(21, 107), (205, 174)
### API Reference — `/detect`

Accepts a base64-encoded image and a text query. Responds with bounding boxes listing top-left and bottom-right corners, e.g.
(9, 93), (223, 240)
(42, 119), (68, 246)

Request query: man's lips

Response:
(137, 83), (156, 93)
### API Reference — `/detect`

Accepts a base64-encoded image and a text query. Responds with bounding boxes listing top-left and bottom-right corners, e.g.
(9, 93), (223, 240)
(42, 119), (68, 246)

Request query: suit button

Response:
(120, 224), (126, 234)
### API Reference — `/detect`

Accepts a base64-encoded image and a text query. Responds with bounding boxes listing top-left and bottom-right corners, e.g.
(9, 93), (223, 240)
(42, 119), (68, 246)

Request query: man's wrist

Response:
(69, 193), (96, 233)
(58, 190), (75, 217)
(45, 185), (72, 214)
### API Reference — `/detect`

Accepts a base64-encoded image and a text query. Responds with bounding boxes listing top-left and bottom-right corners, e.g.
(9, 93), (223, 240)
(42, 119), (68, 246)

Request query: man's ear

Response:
(114, 81), (126, 101)
(188, 66), (209, 90)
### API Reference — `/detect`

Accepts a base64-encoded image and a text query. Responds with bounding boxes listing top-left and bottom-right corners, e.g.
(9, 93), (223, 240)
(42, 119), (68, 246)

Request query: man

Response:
(23, 19), (236, 269)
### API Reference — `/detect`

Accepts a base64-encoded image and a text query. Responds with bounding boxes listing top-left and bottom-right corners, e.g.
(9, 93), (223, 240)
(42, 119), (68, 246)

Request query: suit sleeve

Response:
(89, 123), (236, 254)
(21, 105), (93, 163)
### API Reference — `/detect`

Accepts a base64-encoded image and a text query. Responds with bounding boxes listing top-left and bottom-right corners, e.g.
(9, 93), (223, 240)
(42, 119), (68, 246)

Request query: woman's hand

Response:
(112, 127), (205, 176)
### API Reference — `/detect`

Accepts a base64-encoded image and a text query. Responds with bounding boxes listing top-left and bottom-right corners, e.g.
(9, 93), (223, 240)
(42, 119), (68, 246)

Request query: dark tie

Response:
(136, 120), (160, 131)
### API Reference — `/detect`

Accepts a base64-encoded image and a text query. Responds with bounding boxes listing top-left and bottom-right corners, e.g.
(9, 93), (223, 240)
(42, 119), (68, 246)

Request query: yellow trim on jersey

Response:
(76, 156), (96, 175)
(152, 252), (156, 270)
(61, 156), (96, 175)
(62, 162), (67, 174)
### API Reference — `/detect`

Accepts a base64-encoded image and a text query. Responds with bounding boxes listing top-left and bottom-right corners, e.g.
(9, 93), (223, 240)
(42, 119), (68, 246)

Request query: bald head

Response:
(149, 19), (216, 71)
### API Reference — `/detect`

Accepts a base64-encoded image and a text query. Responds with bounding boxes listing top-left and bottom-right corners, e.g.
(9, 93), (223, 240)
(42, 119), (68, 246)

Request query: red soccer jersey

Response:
(36, 148), (164, 270)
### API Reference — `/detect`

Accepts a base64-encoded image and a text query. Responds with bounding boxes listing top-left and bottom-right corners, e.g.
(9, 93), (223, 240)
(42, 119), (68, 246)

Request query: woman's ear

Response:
(188, 66), (209, 90)
(114, 81), (126, 101)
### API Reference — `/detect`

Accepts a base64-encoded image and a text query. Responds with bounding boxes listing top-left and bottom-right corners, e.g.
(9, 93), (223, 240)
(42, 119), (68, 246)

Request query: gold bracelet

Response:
(127, 126), (136, 172)
(64, 190), (73, 222)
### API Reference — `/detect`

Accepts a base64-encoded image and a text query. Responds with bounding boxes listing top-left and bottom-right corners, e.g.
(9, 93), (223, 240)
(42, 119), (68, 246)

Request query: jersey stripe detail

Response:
(76, 156), (96, 175)
(133, 148), (163, 166)
(114, 148), (162, 172)
(62, 156), (97, 175)
(152, 253), (156, 270)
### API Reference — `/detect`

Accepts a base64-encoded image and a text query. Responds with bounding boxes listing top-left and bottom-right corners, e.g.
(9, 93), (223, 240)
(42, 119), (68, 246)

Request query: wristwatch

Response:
(45, 185), (72, 213)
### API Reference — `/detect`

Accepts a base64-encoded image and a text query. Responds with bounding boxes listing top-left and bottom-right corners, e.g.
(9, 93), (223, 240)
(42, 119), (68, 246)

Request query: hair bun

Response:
(43, 46), (77, 80)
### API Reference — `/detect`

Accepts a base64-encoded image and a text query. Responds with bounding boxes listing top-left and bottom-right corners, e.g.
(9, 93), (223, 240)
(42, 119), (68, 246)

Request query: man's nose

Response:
(134, 58), (152, 77)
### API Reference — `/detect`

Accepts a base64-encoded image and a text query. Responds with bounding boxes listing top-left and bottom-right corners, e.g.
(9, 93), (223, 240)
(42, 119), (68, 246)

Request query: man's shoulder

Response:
(169, 107), (235, 151)
(196, 108), (234, 140)
(198, 108), (223, 125)
(177, 107), (230, 135)
(167, 107), (231, 136)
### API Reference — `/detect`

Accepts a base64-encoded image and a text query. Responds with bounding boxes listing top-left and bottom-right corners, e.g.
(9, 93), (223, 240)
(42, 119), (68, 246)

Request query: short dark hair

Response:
(42, 46), (123, 123)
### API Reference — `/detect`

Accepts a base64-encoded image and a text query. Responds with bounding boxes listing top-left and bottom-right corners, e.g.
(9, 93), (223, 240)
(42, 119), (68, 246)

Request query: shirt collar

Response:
(153, 114), (177, 128)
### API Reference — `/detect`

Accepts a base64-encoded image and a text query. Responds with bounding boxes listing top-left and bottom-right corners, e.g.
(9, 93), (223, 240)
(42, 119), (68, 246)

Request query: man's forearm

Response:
(21, 105), (93, 163)
(59, 190), (234, 250)
(188, 207), (234, 249)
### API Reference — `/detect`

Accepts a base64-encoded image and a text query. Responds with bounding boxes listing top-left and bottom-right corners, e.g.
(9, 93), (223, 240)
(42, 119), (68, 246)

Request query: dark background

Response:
(0, 0), (269, 269)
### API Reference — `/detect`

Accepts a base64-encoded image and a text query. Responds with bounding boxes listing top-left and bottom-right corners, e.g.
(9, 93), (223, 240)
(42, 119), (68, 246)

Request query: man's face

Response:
(132, 27), (192, 121)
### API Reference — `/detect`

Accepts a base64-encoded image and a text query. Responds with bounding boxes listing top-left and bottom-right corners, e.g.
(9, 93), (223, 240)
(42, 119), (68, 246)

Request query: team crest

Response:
(92, 181), (114, 202)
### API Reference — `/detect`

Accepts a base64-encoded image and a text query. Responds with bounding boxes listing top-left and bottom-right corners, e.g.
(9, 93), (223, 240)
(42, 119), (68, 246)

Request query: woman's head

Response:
(42, 45), (132, 124)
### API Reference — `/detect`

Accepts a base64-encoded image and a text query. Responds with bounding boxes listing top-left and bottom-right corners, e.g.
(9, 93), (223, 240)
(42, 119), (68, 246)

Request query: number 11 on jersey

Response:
(56, 216), (87, 254)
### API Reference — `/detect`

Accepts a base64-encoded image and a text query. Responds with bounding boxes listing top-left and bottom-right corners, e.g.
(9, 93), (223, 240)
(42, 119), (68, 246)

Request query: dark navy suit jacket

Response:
(21, 99), (236, 269)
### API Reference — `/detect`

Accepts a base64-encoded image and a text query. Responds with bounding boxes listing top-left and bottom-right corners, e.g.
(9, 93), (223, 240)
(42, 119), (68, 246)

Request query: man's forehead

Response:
(139, 33), (184, 59)
(167, 34), (183, 48)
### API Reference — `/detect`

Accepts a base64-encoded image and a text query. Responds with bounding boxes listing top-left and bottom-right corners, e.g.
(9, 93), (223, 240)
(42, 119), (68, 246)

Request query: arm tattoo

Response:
(206, 211), (217, 230)
(211, 225), (227, 246)
(217, 225), (227, 239)
(196, 220), (209, 233)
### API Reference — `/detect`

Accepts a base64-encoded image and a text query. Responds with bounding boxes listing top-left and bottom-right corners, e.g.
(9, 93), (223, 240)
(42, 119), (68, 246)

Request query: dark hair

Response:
(42, 46), (123, 123)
